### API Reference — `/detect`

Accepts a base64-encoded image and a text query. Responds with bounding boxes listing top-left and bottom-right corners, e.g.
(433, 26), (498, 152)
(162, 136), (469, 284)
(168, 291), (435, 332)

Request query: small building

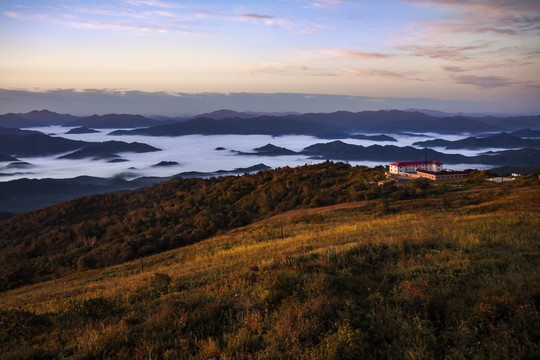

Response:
(416, 169), (474, 180)
(389, 161), (443, 175)
(388, 160), (474, 181)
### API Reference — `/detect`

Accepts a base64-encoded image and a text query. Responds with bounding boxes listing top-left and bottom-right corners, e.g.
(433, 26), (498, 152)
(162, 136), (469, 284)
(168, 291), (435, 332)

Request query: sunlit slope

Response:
(0, 162), (385, 291)
(1, 181), (539, 359)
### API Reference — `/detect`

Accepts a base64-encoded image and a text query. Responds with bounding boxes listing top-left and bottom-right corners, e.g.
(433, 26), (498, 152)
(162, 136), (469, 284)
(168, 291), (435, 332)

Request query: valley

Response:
(1, 109), (540, 215)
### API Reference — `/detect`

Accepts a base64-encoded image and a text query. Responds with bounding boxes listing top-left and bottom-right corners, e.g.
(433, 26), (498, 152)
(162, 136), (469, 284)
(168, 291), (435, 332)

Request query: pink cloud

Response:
(243, 62), (338, 76)
(123, 0), (183, 9)
(397, 44), (488, 61)
(442, 59), (532, 73)
(322, 49), (391, 60)
(344, 69), (424, 81)
(404, 0), (540, 36)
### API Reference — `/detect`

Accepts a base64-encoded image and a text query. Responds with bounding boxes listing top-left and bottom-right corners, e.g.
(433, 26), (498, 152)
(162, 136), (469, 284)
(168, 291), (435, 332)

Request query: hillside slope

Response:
(0, 177), (538, 359)
(0, 163), (385, 290)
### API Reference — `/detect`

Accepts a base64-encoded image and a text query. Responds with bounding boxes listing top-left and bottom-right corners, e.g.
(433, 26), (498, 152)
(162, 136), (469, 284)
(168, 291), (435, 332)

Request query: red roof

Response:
(389, 161), (442, 166)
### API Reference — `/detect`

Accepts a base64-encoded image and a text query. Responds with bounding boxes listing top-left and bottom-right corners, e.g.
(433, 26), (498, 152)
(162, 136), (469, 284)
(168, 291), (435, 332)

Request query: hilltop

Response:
(0, 165), (538, 359)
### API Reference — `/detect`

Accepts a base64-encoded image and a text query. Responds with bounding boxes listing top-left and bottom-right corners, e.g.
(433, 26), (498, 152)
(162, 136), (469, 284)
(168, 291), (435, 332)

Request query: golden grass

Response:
(2, 186), (538, 315)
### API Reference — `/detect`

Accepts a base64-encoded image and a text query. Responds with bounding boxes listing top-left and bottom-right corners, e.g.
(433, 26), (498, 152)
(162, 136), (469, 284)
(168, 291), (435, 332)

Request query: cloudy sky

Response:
(1, 0), (539, 114)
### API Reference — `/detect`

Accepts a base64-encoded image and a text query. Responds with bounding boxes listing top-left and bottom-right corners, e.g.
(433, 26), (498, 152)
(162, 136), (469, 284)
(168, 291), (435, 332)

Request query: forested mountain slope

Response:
(0, 174), (538, 359)
(0, 163), (386, 290)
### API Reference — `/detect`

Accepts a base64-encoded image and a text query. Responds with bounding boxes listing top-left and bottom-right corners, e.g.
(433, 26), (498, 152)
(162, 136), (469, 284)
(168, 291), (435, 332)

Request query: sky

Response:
(1, 0), (539, 115)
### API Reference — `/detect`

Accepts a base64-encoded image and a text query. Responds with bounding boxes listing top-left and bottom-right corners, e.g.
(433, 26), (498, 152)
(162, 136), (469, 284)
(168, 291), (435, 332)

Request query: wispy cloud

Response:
(442, 59), (532, 73)
(65, 20), (170, 33)
(3, 3), (321, 36)
(244, 62), (308, 74)
(344, 68), (424, 81)
(236, 13), (276, 20)
(243, 62), (338, 76)
(404, 0), (540, 36)
(310, 0), (345, 9)
(442, 66), (466, 73)
(123, 0), (184, 9)
(397, 43), (488, 61)
(322, 49), (391, 60)
(285, 0), (346, 10)
(3, 11), (47, 20)
(231, 12), (324, 35)
(450, 74), (517, 89)
(3, 5), (212, 36)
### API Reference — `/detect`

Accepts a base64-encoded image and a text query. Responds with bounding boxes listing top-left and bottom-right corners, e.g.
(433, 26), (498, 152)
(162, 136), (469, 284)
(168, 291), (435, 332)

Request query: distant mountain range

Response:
(109, 110), (540, 136)
(0, 110), (79, 128)
(0, 110), (159, 129)
(109, 116), (346, 137)
(65, 114), (159, 128)
(299, 140), (540, 166)
(510, 128), (540, 138)
(2, 107), (540, 219)
(405, 108), (538, 118)
(230, 140), (540, 167)
(413, 133), (540, 149)
(19, 109), (80, 125)
(2, 109), (539, 134)
(196, 109), (301, 120)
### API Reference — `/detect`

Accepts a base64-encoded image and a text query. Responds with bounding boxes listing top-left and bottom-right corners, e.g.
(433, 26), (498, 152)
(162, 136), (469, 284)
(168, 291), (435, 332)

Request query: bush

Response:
(150, 272), (173, 296)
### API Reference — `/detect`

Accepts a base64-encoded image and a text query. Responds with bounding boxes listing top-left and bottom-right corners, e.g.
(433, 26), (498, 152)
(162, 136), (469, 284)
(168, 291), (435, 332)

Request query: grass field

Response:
(1, 175), (539, 359)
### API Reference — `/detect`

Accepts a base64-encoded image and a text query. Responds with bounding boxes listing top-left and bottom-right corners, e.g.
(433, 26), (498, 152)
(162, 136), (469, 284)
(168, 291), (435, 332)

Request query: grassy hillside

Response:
(0, 163), (389, 291)
(0, 171), (539, 359)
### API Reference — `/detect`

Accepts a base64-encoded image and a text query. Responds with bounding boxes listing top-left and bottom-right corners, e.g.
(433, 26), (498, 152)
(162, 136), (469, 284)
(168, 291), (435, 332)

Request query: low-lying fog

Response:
(1, 126), (495, 181)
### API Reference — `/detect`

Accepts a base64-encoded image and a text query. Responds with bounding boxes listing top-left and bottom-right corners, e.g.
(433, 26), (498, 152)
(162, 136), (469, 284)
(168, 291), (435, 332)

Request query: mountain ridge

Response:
(2, 109), (540, 133)
(65, 113), (159, 128)
(413, 132), (540, 149)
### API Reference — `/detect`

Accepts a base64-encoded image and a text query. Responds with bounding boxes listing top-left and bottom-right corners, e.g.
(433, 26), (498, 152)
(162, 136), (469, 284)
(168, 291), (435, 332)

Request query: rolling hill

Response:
(0, 132), (87, 157)
(0, 128), (160, 159)
(0, 166), (538, 359)
(0, 162), (385, 291)
(0, 113), (43, 128)
(300, 140), (540, 166)
(65, 126), (99, 134)
(58, 141), (160, 160)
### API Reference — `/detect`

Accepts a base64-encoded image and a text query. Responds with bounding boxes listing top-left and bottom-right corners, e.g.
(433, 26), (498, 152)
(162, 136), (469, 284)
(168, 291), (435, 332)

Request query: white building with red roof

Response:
(388, 160), (442, 175)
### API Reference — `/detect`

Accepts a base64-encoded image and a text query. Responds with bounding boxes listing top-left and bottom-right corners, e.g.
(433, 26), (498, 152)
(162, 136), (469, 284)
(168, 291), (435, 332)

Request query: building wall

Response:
(393, 163), (442, 173)
(416, 171), (470, 180)
(389, 162), (444, 175)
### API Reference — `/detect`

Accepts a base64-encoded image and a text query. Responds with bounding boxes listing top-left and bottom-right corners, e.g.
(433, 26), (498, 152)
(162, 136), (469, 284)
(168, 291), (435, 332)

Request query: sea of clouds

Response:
(0, 127), (497, 182)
